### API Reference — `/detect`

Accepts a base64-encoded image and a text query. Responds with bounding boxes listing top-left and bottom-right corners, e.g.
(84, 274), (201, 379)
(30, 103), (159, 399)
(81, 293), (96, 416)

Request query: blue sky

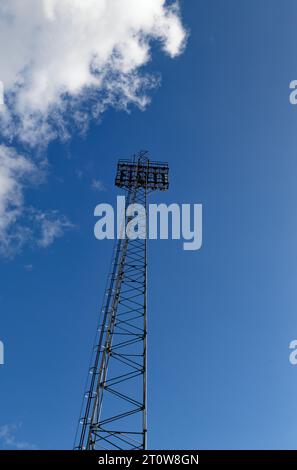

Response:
(2, 0), (297, 450)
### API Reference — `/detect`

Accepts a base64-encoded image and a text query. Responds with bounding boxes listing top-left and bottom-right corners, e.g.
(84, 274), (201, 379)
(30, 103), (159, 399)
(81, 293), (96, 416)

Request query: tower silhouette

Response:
(75, 151), (169, 450)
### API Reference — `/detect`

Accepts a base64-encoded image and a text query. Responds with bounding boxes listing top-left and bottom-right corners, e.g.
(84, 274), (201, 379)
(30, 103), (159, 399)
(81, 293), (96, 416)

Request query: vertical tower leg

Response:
(75, 189), (147, 451)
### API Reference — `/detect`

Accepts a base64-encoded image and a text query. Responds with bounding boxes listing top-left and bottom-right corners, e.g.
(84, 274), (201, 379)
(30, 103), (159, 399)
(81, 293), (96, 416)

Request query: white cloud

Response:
(0, 145), (41, 255)
(0, 1), (186, 254)
(0, 0), (186, 145)
(34, 211), (75, 248)
(0, 423), (37, 450)
(0, 145), (73, 256)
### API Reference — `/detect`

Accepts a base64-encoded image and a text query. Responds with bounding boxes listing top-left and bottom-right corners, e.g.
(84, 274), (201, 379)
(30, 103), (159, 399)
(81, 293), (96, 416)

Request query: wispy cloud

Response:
(0, 423), (37, 450)
(76, 169), (84, 180)
(24, 264), (33, 272)
(0, 144), (42, 256)
(91, 179), (105, 192)
(34, 211), (75, 248)
(0, 145), (74, 257)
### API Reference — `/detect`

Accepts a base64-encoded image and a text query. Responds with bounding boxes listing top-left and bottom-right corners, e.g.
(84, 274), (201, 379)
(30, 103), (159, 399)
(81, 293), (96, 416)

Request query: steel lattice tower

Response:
(74, 151), (169, 450)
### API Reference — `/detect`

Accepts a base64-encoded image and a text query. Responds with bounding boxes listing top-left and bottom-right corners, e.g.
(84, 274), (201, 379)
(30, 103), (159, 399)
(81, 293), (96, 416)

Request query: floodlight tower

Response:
(75, 151), (169, 450)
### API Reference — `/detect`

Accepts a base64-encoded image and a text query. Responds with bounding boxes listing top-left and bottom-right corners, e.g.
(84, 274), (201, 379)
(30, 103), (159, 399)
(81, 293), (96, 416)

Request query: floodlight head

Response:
(115, 153), (169, 191)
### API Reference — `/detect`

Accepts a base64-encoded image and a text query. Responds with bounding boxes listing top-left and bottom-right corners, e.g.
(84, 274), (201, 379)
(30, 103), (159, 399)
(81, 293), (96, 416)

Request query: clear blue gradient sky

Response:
(1, 0), (297, 449)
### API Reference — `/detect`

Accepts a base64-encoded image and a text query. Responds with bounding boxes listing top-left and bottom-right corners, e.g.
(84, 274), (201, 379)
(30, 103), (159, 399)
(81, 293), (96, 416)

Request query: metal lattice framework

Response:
(74, 151), (169, 450)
